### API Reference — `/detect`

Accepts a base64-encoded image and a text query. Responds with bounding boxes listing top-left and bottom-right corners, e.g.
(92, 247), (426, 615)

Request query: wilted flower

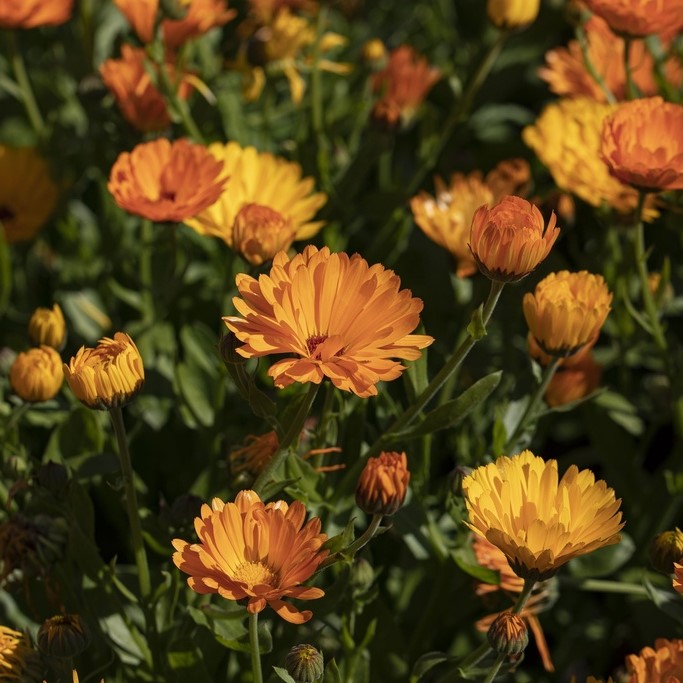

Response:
(674, 563), (683, 594)
(0, 146), (59, 243)
(0, 0), (74, 28)
(224, 246), (434, 397)
(229, 431), (280, 476)
(462, 450), (624, 581)
(37, 615), (90, 658)
(185, 142), (326, 250)
(63, 332), (144, 410)
(356, 451), (410, 517)
(28, 304), (66, 350)
(172, 490), (328, 623)
(523, 271), (612, 357)
(582, 0), (683, 37)
(625, 638), (683, 682)
(486, 0), (540, 29)
(9, 346), (63, 403)
(601, 97), (683, 192)
(649, 528), (683, 574)
(487, 612), (529, 655)
(0, 626), (41, 681)
(285, 644), (325, 682)
(108, 139), (226, 222)
(544, 353), (602, 408)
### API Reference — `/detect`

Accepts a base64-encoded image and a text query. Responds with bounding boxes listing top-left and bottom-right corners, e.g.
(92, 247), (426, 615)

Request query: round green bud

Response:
(285, 644), (324, 683)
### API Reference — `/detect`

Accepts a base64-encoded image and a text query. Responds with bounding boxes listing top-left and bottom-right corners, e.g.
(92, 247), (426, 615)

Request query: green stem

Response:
(140, 219), (155, 324)
(311, 6), (331, 192)
(482, 653), (506, 683)
(248, 611), (263, 683)
(504, 356), (561, 453)
(109, 407), (152, 601)
(576, 24), (616, 104)
(5, 402), (30, 431)
(319, 514), (383, 570)
(623, 37), (637, 100)
(7, 31), (45, 134)
(562, 577), (648, 596)
(79, 0), (95, 69)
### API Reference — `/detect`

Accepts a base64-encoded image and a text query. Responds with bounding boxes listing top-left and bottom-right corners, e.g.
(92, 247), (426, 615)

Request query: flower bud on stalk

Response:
(28, 304), (66, 350)
(487, 0), (540, 29)
(38, 615), (91, 658)
(285, 644), (324, 683)
(356, 451), (410, 517)
(649, 529), (683, 574)
(487, 612), (529, 656)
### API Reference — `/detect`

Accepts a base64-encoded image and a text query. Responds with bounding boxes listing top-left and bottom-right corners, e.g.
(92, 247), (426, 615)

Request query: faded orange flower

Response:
(674, 562), (683, 594)
(356, 451), (410, 517)
(0, 0), (74, 28)
(601, 97), (683, 191)
(9, 347), (63, 403)
(172, 490), (328, 623)
(224, 246), (433, 397)
(108, 139), (226, 222)
(544, 353), (602, 408)
(583, 0), (683, 37)
(625, 638), (683, 682)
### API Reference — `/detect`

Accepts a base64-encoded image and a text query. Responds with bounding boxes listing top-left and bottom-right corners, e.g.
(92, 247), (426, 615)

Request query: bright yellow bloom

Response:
(469, 195), (559, 282)
(601, 97), (683, 191)
(0, 626), (39, 680)
(9, 346), (63, 403)
(462, 451), (624, 581)
(224, 245), (434, 397)
(625, 638), (683, 682)
(0, 0), (74, 28)
(0, 146), (59, 244)
(649, 528), (683, 574)
(583, 0), (683, 37)
(674, 562), (683, 594)
(63, 332), (144, 410)
(172, 490), (328, 623)
(356, 452), (410, 516)
(523, 270), (612, 357)
(486, 0), (540, 28)
(28, 304), (66, 350)
(185, 142), (326, 250)
(362, 38), (387, 64)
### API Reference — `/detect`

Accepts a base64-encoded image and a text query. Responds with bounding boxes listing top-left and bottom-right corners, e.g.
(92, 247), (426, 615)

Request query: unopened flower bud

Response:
(362, 39), (386, 66)
(9, 346), (63, 403)
(487, 612), (529, 656)
(487, 0), (540, 29)
(356, 451), (410, 517)
(219, 332), (248, 366)
(38, 614), (91, 658)
(285, 644), (324, 683)
(649, 528), (683, 574)
(28, 304), (66, 350)
(350, 558), (375, 594)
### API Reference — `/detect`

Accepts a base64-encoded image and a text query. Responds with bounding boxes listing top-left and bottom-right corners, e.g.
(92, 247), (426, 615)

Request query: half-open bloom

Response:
(224, 246), (434, 397)
(462, 450), (624, 580)
(625, 638), (683, 682)
(582, 0), (683, 37)
(0, 0), (74, 28)
(108, 139), (226, 222)
(356, 452), (410, 516)
(231, 203), (296, 265)
(486, 0), (540, 28)
(172, 490), (328, 623)
(601, 97), (683, 191)
(28, 304), (66, 350)
(9, 346), (63, 403)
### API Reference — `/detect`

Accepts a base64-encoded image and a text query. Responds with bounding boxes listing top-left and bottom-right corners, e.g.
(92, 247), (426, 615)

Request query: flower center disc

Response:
(0, 205), (15, 222)
(306, 334), (329, 358)
(233, 560), (277, 587)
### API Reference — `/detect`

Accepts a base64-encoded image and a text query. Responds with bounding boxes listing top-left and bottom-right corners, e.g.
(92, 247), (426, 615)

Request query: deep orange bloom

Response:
(469, 195), (560, 282)
(100, 45), (193, 133)
(674, 563), (683, 594)
(0, 0), (74, 28)
(356, 452), (410, 516)
(108, 139), (226, 222)
(172, 490), (328, 624)
(625, 638), (683, 682)
(224, 246), (433, 397)
(601, 97), (683, 191)
(582, 0), (683, 37)
(544, 353), (602, 408)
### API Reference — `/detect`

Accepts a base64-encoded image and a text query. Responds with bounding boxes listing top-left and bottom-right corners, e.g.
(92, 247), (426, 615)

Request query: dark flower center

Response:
(0, 205), (15, 223)
(160, 190), (176, 202)
(306, 335), (328, 358)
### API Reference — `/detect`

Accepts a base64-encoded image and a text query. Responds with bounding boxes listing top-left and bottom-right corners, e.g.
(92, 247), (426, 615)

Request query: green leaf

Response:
(45, 406), (105, 461)
(643, 572), (683, 626)
(167, 638), (211, 676)
(452, 547), (500, 585)
(323, 658), (343, 683)
(0, 225), (11, 315)
(568, 534), (635, 579)
(272, 667), (297, 683)
(180, 323), (221, 374)
(411, 652), (450, 680)
(175, 361), (215, 428)
(467, 304), (486, 340)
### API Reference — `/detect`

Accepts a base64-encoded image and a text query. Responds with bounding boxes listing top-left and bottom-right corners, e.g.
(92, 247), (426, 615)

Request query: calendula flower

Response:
(0, 626), (40, 681)
(649, 528), (683, 574)
(100, 45), (193, 133)
(0, 0), (74, 28)
(539, 16), (682, 102)
(28, 304), (66, 350)
(485, 158), (532, 200)
(486, 0), (540, 28)
(37, 615), (90, 658)
(469, 195), (560, 282)
(523, 98), (657, 218)
(63, 332), (144, 410)
(108, 139), (226, 222)
(674, 562), (683, 593)
(285, 644), (325, 683)
(172, 490), (328, 623)
(230, 431), (280, 476)
(185, 142), (326, 249)
(232, 203), (296, 265)
(9, 346), (63, 403)
(487, 612), (528, 655)
(626, 638), (683, 682)
(0, 146), (59, 244)
(544, 353), (602, 407)
(601, 97), (683, 191)
(462, 450), (624, 581)
(582, 0), (683, 37)
(224, 245), (434, 397)
(356, 452), (410, 516)
(527, 332), (595, 369)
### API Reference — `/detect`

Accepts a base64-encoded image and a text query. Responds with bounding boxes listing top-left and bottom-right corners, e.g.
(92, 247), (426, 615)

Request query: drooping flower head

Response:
(469, 195), (559, 282)
(28, 304), (66, 350)
(582, 0), (683, 37)
(601, 97), (683, 192)
(356, 451), (410, 516)
(108, 139), (226, 222)
(224, 246), (434, 397)
(172, 490), (328, 623)
(523, 271), (612, 357)
(63, 332), (144, 410)
(9, 346), (63, 403)
(462, 451), (624, 581)
(0, 146), (59, 244)
(486, 0), (540, 29)
(0, 626), (41, 680)
(625, 638), (683, 682)
(0, 0), (74, 28)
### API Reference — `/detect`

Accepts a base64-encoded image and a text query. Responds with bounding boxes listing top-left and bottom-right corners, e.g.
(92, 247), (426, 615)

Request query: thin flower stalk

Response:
(8, 32), (44, 134)
(248, 612), (263, 683)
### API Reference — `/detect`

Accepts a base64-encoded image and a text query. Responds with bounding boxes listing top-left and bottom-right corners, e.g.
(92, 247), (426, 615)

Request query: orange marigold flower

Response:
(28, 304), (66, 350)
(544, 353), (602, 408)
(0, 146), (59, 244)
(582, 0), (683, 37)
(9, 346), (63, 403)
(486, 0), (540, 29)
(0, 0), (74, 29)
(223, 246), (434, 397)
(172, 490), (328, 623)
(232, 203), (296, 265)
(356, 451), (410, 517)
(108, 139), (226, 222)
(100, 45), (193, 133)
(601, 97), (683, 191)
(469, 195), (560, 282)
(485, 158), (532, 200)
(674, 562), (683, 594)
(625, 638), (683, 682)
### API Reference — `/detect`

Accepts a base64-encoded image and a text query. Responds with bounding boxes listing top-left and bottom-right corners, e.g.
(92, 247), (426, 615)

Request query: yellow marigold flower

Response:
(0, 0), (74, 28)
(172, 490), (328, 623)
(63, 332), (144, 410)
(108, 138), (226, 223)
(0, 626), (39, 680)
(410, 173), (493, 278)
(674, 562), (683, 594)
(649, 528), (683, 574)
(601, 97), (683, 192)
(223, 245), (434, 397)
(626, 638), (683, 682)
(583, 0), (683, 37)
(473, 535), (525, 595)
(28, 304), (66, 350)
(232, 203), (296, 265)
(185, 141), (326, 248)
(0, 146), (59, 244)
(523, 98), (657, 218)
(356, 451), (410, 516)
(486, 0), (540, 29)
(9, 346), (62, 403)
(469, 195), (560, 282)
(37, 615), (90, 658)
(462, 450), (624, 581)
(544, 353), (602, 408)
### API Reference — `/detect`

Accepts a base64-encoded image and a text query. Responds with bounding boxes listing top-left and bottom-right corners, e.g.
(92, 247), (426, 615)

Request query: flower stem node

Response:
(487, 612), (529, 656)
(285, 644), (324, 683)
